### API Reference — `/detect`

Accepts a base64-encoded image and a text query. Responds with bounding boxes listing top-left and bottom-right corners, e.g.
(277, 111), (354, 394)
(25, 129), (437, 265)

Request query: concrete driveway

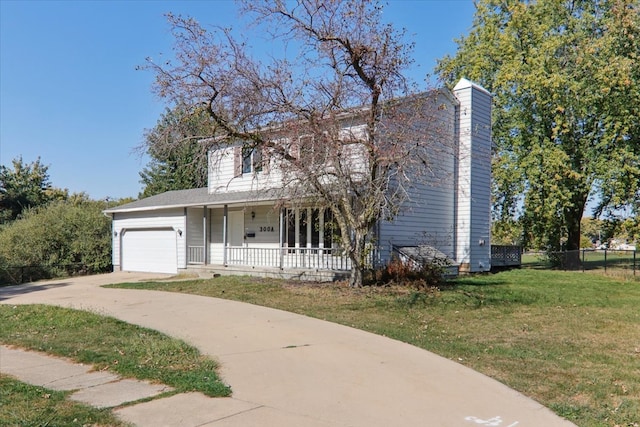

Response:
(0, 272), (576, 426)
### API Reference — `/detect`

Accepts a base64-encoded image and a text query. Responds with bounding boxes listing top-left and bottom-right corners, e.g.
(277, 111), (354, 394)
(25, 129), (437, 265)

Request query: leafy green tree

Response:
(581, 218), (600, 246)
(491, 219), (523, 246)
(139, 106), (212, 198)
(438, 0), (639, 258)
(0, 199), (112, 283)
(0, 157), (53, 223)
(607, 216), (640, 245)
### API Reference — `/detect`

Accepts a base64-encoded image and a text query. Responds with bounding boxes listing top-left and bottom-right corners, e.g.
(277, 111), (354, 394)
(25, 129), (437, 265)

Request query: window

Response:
(237, 146), (265, 175)
(242, 147), (252, 174)
(253, 148), (263, 173)
(284, 208), (334, 249)
(297, 133), (334, 166)
(299, 135), (313, 160)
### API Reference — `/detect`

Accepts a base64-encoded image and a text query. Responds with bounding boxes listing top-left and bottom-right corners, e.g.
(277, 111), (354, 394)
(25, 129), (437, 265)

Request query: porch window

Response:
(284, 208), (334, 249)
(323, 209), (335, 249)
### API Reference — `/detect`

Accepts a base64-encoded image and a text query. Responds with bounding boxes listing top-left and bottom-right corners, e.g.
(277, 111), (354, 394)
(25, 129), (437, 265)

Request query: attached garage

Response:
(121, 228), (178, 274)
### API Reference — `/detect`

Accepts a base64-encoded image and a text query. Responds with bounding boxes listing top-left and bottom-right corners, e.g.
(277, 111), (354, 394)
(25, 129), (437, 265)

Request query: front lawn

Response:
(109, 269), (640, 427)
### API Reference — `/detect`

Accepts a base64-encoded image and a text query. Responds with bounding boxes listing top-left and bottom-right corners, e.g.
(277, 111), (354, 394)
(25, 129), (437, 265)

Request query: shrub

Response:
(370, 256), (449, 288)
(0, 200), (111, 284)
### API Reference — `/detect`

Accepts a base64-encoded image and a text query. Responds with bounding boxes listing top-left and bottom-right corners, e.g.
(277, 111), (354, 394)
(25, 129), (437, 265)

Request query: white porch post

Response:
(319, 208), (325, 249)
(203, 207), (208, 265)
(319, 208), (325, 268)
(223, 205), (228, 266)
(294, 208), (300, 249)
(184, 208), (188, 263)
(279, 208), (284, 269)
(306, 207), (312, 248)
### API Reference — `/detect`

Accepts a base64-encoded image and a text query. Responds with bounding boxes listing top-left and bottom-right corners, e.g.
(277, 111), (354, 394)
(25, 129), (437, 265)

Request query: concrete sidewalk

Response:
(1, 345), (173, 408)
(0, 344), (270, 426)
(0, 272), (577, 426)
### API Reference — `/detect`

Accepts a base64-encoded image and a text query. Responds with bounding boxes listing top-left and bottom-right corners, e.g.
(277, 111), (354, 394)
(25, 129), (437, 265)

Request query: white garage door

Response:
(121, 229), (178, 274)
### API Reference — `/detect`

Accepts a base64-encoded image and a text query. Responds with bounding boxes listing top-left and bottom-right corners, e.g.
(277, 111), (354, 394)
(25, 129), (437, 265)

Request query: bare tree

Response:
(142, 0), (452, 287)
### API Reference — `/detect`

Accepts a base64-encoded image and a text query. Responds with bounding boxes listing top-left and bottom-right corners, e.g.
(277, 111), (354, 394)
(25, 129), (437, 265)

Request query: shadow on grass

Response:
(445, 275), (511, 288)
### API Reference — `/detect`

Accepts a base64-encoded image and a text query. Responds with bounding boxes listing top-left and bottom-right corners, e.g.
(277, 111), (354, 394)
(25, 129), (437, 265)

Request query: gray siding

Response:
(377, 91), (458, 264)
(209, 208), (225, 264)
(378, 182), (456, 263)
(186, 207), (205, 250)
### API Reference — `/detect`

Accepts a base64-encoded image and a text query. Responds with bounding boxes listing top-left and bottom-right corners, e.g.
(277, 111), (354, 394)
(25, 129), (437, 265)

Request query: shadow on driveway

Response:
(0, 281), (72, 301)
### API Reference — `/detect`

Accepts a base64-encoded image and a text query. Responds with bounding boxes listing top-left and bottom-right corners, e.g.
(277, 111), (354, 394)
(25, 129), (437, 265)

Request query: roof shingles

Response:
(104, 188), (282, 214)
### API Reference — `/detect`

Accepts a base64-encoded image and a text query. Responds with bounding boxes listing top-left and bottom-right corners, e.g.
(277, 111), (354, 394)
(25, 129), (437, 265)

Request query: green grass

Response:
(109, 270), (640, 427)
(0, 374), (129, 427)
(0, 305), (231, 398)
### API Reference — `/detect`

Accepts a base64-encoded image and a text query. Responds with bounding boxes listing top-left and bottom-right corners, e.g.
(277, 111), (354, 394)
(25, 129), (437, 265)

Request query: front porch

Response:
(184, 204), (356, 279)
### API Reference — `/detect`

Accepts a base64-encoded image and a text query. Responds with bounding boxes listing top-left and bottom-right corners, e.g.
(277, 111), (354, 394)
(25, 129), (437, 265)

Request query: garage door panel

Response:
(122, 229), (177, 274)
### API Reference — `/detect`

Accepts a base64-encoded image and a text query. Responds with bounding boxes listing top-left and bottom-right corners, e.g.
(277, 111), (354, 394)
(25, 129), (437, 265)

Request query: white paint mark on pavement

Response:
(465, 415), (520, 426)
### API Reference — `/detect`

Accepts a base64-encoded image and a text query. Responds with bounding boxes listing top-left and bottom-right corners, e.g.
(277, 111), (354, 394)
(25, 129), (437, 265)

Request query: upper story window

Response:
(298, 134), (329, 165)
(242, 147), (252, 173)
(252, 148), (263, 173)
(236, 145), (265, 176)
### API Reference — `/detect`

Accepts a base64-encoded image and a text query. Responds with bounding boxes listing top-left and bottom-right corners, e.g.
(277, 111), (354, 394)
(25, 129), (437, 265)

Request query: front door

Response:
(228, 210), (245, 246)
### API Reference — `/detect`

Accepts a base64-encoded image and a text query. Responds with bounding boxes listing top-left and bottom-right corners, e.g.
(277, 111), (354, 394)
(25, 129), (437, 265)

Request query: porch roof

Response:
(103, 187), (283, 214)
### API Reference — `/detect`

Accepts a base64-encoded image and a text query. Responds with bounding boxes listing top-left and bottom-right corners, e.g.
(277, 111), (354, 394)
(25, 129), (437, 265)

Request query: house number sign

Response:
(260, 226), (275, 232)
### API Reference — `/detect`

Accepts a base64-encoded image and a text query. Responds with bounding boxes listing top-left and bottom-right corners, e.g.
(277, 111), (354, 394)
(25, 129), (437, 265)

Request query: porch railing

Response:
(187, 246), (205, 264)
(228, 246), (352, 271)
(188, 246), (352, 271)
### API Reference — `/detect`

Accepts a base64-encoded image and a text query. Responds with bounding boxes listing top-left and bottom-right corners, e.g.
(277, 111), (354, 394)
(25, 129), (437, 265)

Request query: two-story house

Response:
(104, 78), (492, 280)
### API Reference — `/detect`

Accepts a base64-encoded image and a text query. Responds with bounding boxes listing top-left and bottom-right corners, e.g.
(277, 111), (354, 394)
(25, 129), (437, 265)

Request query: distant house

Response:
(103, 78), (492, 280)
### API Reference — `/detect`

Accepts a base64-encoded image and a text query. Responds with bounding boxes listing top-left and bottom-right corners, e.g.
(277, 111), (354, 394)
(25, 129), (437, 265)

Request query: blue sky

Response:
(0, 0), (476, 200)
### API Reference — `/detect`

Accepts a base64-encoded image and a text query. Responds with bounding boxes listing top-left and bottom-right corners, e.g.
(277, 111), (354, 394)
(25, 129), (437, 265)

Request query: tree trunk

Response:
(349, 266), (364, 288)
(347, 229), (368, 288)
(563, 196), (586, 270)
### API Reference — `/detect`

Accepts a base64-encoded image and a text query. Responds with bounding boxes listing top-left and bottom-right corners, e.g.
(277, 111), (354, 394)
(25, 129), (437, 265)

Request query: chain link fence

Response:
(523, 249), (637, 276)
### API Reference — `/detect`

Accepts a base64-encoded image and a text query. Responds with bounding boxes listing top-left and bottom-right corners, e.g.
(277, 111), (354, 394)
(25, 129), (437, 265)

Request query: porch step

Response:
(185, 264), (349, 282)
